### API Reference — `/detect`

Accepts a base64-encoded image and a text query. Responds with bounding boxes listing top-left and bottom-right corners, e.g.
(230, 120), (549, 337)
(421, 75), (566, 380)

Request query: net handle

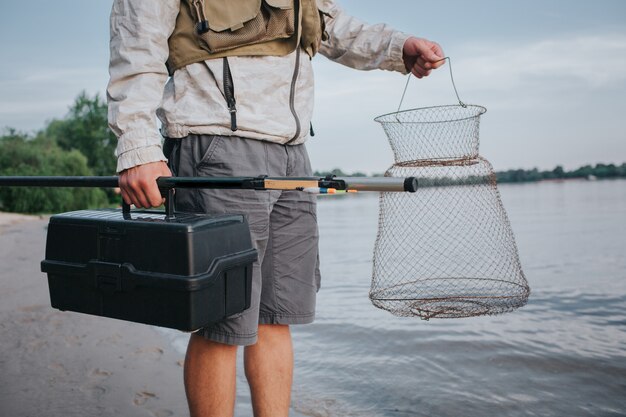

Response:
(397, 56), (467, 115)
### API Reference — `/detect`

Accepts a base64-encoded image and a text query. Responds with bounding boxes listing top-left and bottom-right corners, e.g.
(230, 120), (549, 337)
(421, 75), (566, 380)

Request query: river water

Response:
(166, 178), (626, 416)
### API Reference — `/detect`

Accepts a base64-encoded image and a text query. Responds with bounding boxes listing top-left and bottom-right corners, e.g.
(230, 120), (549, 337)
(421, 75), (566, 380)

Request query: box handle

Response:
(122, 188), (177, 220)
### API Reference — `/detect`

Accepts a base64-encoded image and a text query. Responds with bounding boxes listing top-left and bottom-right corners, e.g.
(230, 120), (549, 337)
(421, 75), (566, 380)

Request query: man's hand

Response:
(402, 37), (445, 79)
(119, 161), (172, 208)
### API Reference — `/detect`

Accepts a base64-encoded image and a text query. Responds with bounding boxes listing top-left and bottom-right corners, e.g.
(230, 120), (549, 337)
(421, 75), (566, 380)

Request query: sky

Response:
(1, 0), (625, 173)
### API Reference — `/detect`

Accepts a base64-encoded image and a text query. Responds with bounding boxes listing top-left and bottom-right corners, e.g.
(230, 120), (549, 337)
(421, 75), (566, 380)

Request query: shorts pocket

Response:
(303, 195), (318, 221)
(245, 193), (271, 234)
(196, 135), (223, 169)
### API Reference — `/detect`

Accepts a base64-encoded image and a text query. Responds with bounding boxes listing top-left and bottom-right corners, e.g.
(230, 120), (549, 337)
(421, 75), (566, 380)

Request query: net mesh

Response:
(371, 105), (529, 319)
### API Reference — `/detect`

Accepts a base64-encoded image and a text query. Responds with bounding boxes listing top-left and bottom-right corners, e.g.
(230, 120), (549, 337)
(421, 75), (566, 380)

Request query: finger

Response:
(133, 174), (165, 208)
(422, 58), (444, 71)
(416, 56), (428, 69)
(144, 179), (165, 207)
(411, 68), (424, 78)
(120, 187), (133, 206)
(151, 166), (172, 207)
(129, 188), (148, 208)
(119, 176), (138, 206)
(431, 57), (446, 70)
(417, 57), (443, 74)
(430, 42), (445, 61)
(418, 69), (433, 78)
(411, 69), (430, 79)
(422, 42), (444, 62)
(121, 172), (148, 208)
(132, 178), (156, 208)
(411, 63), (431, 78)
(414, 56), (443, 76)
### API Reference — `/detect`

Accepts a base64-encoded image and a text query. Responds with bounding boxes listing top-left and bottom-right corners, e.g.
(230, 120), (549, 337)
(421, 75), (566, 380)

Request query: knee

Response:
(257, 324), (291, 343)
(187, 333), (238, 359)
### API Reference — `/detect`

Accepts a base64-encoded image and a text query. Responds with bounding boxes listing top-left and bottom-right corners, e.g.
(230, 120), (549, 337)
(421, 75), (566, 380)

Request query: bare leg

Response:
(184, 333), (238, 417)
(244, 324), (294, 417)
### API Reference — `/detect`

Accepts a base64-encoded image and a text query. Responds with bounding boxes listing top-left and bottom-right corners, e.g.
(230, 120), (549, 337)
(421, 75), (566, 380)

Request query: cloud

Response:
(458, 32), (626, 90)
(18, 68), (106, 84)
(309, 31), (626, 172)
(0, 67), (108, 131)
(316, 31), (626, 99)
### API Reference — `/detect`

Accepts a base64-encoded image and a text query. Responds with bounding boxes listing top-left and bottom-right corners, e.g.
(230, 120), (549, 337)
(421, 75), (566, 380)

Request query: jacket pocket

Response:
(189, 0), (295, 53)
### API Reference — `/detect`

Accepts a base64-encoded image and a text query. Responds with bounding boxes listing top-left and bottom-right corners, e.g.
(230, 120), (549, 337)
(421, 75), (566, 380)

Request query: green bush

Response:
(44, 92), (119, 203)
(0, 131), (109, 213)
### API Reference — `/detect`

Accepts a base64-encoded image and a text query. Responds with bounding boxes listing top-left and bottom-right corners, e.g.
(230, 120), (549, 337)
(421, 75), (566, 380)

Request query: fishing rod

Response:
(0, 175), (418, 217)
(0, 175), (418, 193)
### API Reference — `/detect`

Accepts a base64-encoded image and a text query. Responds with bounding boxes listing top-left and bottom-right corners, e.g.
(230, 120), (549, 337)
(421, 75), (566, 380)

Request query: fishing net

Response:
(370, 104), (529, 319)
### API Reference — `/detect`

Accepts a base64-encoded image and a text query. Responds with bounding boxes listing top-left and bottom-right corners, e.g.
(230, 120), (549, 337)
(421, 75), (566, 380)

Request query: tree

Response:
(45, 91), (117, 177)
(552, 165), (565, 178)
(571, 165), (593, 178)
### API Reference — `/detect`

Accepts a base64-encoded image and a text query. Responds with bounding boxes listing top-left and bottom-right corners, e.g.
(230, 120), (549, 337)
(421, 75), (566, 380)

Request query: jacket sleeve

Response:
(316, 0), (411, 74)
(107, 0), (180, 173)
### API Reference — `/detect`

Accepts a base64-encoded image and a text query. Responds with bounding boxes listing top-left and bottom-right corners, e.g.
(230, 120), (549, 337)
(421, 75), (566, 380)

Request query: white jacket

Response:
(107, 0), (410, 173)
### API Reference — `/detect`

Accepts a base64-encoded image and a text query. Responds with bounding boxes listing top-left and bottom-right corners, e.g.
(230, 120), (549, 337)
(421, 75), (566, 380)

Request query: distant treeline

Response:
(495, 164), (626, 183)
(313, 168), (381, 178)
(315, 164), (626, 184)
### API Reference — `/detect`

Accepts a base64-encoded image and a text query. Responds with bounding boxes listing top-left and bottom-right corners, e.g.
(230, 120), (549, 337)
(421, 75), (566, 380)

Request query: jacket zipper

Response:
(191, 0), (209, 34)
(223, 57), (238, 131)
(287, 0), (302, 144)
(286, 47), (302, 143)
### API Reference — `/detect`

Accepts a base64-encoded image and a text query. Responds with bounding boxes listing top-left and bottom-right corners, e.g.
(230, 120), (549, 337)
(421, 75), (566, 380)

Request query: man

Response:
(107, 1), (444, 416)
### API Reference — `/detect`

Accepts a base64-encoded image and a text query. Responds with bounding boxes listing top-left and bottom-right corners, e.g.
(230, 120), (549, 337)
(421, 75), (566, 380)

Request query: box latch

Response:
(89, 261), (123, 293)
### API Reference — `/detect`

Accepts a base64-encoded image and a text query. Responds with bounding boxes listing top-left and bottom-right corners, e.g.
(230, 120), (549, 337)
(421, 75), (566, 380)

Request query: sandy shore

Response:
(0, 213), (189, 416)
(0, 212), (314, 417)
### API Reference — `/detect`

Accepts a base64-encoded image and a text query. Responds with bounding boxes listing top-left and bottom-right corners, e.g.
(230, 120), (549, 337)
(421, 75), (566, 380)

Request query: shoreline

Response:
(0, 211), (45, 227)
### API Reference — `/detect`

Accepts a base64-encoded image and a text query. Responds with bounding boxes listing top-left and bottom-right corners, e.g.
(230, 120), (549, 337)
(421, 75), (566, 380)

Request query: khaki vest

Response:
(167, 0), (327, 74)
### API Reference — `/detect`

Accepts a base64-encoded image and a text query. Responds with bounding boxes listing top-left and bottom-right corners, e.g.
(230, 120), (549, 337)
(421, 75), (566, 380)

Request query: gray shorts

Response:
(166, 135), (320, 346)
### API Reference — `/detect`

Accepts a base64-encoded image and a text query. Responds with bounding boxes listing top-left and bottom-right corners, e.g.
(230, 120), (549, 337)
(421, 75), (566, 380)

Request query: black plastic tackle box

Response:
(40, 208), (258, 331)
